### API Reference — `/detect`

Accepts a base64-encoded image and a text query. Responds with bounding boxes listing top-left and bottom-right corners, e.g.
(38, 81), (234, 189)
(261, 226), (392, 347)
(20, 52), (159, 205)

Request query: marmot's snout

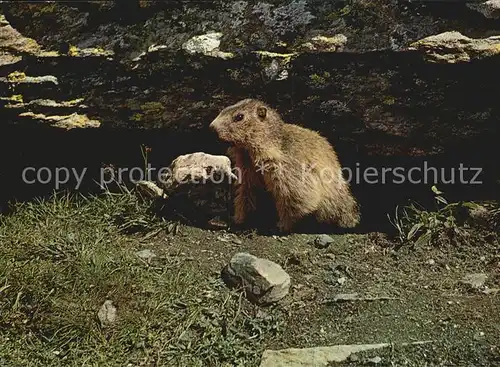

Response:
(209, 117), (228, 141)
(209, 118), (221, 132)
(209, 120), (216, 131)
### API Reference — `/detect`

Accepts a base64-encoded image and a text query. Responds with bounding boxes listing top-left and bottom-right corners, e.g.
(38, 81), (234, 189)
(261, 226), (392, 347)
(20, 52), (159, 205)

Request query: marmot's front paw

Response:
(276, 219), (293, 234)
(233, 212), (246, 225)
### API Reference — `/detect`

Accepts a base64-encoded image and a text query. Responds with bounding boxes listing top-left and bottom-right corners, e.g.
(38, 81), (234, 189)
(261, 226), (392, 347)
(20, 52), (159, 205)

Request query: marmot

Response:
(209, 98), (360, 232)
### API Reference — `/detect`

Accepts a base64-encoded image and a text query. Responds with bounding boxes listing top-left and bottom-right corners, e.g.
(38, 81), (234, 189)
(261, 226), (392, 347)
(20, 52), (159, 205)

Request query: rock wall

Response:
(1, 1), (499, 220)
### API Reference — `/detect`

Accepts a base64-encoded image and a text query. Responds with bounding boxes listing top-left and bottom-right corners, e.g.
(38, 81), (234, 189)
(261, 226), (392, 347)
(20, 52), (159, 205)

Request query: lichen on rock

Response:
(254, 50), (298, 81)
(251, 0), (315, 36)
(409, 31), (500, 63)
(182, 32), (234, 59)
(19, 112), (101, 129)
(298, 34), (348, 53)
(4, 98), (85, 109)
(0, 14), (42, 57)
(3, 72), (59, 85)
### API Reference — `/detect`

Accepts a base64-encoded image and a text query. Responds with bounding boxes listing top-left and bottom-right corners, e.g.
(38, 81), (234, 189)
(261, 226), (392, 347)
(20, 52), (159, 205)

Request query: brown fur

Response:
(209, 98), (360, 232)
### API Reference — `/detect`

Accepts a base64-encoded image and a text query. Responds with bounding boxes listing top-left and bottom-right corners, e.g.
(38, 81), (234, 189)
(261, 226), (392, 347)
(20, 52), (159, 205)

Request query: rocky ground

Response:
(0, 187), (498, 366)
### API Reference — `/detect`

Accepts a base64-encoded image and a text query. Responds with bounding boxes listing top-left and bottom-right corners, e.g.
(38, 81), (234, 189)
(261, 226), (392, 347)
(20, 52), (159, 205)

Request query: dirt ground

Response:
(151, 221), (500, 366)
(0, 193), (498, 366)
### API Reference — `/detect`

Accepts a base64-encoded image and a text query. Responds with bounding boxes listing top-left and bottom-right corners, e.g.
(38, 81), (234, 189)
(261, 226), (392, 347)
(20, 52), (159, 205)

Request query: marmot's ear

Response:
(257, 106), (267, 119)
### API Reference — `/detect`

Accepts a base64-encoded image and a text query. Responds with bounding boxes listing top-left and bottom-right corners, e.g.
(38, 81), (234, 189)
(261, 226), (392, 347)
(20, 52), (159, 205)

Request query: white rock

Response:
(182, 32), (234, 59)
(97, 300), (117, 327)
(158, 152), (237, 191)
(183, 32), (221, 54)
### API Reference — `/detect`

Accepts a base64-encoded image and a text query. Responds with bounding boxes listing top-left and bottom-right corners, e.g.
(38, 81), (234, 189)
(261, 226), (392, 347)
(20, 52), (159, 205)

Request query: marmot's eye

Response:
(233, 113), (244, 122)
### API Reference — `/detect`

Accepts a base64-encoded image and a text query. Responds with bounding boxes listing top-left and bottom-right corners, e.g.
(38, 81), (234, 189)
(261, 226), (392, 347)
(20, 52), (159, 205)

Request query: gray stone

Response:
(135, 249), (157, 262)
(222, 252), (291, 304)
(135, 180), (167, 199)
(312, 234), (335, 249)
(467, 0), (500, 19)
(97, 300), (117, 328)
(368, 356), (382, 364)
(461, 273), (487, 289)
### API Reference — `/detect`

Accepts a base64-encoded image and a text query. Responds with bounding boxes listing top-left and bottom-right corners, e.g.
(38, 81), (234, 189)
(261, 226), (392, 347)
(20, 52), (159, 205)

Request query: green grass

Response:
(0, 191), (279, 366)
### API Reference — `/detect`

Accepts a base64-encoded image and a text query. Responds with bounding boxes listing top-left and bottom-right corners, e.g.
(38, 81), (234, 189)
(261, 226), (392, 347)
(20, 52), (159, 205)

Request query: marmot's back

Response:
(281, 123), (340, 170)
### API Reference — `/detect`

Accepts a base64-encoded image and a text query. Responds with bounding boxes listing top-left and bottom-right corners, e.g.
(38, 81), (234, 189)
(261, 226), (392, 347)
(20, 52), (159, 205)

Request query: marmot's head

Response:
(209, 99), (283, 148)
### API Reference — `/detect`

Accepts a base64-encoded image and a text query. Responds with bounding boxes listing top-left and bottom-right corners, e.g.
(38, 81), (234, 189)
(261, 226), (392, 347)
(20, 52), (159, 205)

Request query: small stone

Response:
(232, 238), (243, 245)
(482, 288), (499, 295)
(348, 353), (359, 362)
(368, 356), (382, 364)
(217, 234), (242, 245)
(474, 331), (485, 340)
(256, 309), (269, 319)
(427, 259), (435, 265)
(337, 277), (347, 285)
(97, 300), (117, 328)
(312, 234), (335, 249)
(207, 218), (229, 230)
(135, 249), (156, 262)
(333, 293), (359, 302)
(222, 252), (291, 304)
(460, 273), (487, 289)
(136, 180), (167, 199)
